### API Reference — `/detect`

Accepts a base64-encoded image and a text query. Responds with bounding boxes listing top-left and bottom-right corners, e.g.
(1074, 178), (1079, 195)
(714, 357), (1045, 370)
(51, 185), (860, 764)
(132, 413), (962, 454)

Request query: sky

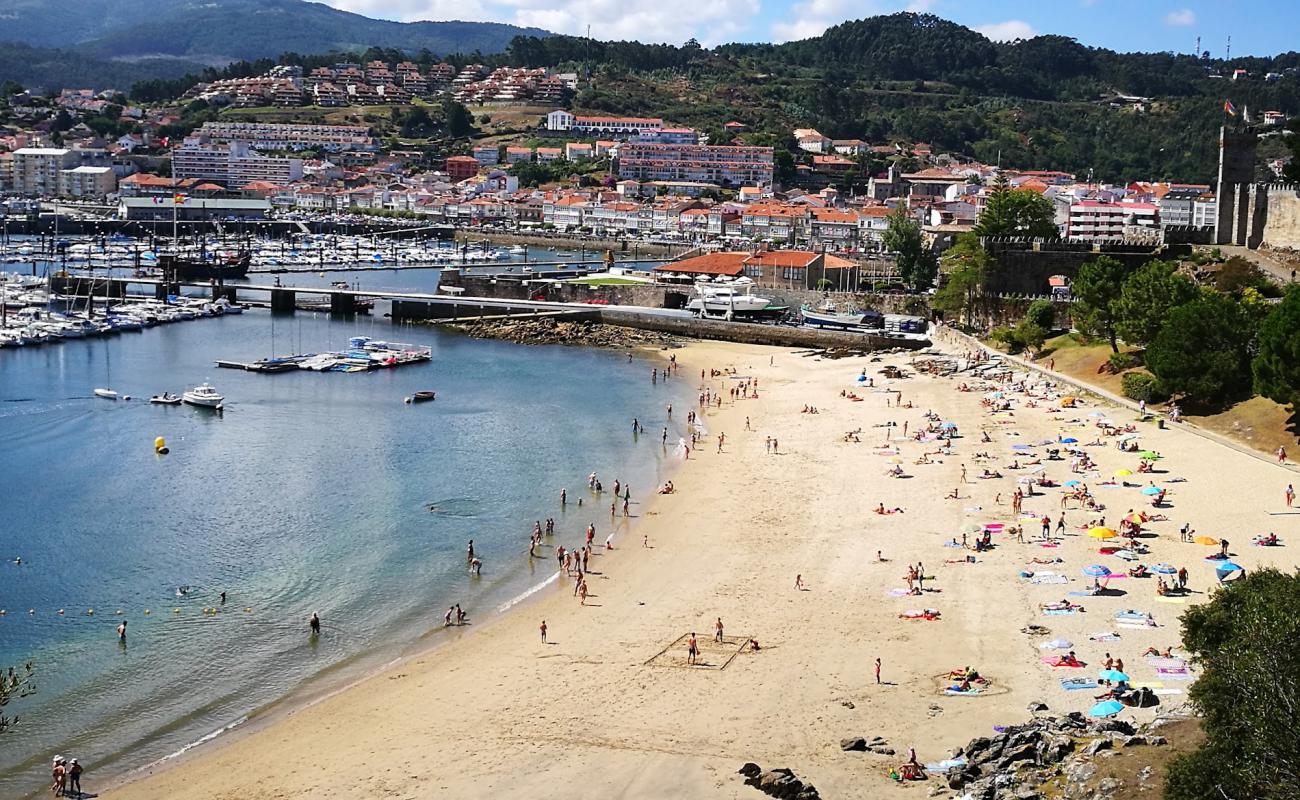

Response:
(322, 0), (1296, 57)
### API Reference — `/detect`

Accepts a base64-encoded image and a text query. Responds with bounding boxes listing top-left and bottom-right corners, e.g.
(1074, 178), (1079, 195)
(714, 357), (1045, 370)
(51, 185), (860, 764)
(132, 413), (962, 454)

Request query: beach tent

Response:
(1194, 536), (1219, 546)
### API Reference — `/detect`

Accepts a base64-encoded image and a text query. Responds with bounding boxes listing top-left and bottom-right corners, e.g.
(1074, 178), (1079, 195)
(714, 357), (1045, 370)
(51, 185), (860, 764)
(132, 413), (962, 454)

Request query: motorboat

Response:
(150, 392), (182, 405)
(406, 390), (436, 404)
(799, 300), (884, 331)
(182, 383), (224, 409)
(686, 281), (773, 318)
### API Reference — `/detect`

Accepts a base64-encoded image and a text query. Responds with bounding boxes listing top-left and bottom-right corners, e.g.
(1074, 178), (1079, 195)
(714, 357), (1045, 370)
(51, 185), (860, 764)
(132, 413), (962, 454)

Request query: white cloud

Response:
(974, 19), (1038, 42)
(1163, 8), (1196, 26)
(323, 0), (757, 45)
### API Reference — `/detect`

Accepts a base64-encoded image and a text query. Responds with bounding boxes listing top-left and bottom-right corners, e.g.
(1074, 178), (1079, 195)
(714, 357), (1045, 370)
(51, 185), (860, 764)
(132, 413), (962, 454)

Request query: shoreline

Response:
(74, 350), (698, 800)
(103, 338), (1300, 800)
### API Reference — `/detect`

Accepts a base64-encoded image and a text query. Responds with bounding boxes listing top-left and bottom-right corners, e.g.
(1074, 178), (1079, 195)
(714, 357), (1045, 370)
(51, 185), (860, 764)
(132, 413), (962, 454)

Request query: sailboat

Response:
(94, 284), (127, 400)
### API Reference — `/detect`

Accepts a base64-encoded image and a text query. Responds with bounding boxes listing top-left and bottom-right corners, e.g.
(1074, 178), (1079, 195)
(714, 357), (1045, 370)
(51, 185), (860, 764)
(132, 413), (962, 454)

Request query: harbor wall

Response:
(597, 309), (930, 351)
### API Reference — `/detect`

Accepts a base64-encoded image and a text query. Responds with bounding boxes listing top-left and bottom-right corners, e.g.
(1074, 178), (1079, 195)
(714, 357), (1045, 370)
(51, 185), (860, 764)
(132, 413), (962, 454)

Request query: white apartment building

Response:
(545, 111), (664, 135)
(59, 165), (117, 198)
(10, 147), (80, 196)
(1066, 201), (1160, 241)
(172, 138), (305, 187)
(195, 121), (376, 152)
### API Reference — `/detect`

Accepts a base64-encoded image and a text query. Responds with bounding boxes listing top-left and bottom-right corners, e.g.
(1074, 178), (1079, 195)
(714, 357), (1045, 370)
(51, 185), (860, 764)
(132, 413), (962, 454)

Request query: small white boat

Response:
(94, 388), (119, 400)
(182, 383), (224, 409)
(150, 392), (182, 405)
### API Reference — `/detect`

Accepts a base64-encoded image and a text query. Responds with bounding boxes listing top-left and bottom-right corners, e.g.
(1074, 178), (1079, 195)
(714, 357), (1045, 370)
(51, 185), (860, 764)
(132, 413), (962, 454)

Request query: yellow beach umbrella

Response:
(1114, 469), (1134, 477)
(1089, 527), (1118, 539)
(1194, 535), (1219, 546)
(1123, 513), (1145, 525)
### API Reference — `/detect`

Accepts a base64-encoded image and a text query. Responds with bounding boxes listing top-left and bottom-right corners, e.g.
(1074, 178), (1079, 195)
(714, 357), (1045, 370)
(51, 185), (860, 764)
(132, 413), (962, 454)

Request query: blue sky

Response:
(325, 0), (1295, 56)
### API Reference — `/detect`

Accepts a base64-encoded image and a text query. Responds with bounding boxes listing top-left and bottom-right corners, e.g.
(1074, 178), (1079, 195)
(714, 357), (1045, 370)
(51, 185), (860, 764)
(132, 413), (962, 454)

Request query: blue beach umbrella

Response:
(1098, 669), (1130, 683)
(1215, 562), (1244, 579)
(942, 421), (958, 429)
(1141, 486), (1162, 496)
(1064, 480), (1082, 488)
(1088, 700), (1125, 718)
(1151, 563), (1177, 575)
(1082, 564), (1112, 578)
(1061, 437), (1078, 444)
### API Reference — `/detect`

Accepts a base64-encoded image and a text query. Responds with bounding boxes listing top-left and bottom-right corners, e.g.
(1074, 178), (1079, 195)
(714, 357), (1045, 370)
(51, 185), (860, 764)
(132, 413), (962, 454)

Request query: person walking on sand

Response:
(687, 633), (699, 665)
(540, 620), (547, 643)
(1287, 483), (1296, 508)
(795, 574), (805, 590)
(578, 581), (588, 605)
(715, 617), (724, 643)
(308, 612), (320, 636)
(1278, 445), (1288, 464)
(875, 657), (882, 684)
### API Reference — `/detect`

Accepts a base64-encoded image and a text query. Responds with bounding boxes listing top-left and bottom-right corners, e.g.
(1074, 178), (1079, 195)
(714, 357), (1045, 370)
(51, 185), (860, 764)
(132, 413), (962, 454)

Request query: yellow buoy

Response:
(155, 436), (166, 450)
(86, 609), (94, 615)
(143, 609), (151, 615)
(173, 608), (181, 613)
(244, 607), (252, 613)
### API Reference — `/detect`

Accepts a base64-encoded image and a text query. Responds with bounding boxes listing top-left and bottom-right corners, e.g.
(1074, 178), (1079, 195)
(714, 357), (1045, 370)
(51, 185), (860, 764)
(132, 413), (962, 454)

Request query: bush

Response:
(1024, 298), (1055, 331)
(989, 325), (1025, 354)
(1121, 371), (1168, 403)
(1108, 351), (1139, 372)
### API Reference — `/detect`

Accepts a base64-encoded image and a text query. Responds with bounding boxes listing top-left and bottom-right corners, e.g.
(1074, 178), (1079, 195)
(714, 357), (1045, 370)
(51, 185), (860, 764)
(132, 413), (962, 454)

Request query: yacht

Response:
(182, 383), (225, 409)
(686, 280), (773, 318)
(799, 300), (884, 331)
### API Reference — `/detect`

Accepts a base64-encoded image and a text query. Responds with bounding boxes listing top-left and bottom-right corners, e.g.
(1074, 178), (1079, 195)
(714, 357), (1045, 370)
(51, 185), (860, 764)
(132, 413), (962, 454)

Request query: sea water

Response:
(0, 309), (690, 797)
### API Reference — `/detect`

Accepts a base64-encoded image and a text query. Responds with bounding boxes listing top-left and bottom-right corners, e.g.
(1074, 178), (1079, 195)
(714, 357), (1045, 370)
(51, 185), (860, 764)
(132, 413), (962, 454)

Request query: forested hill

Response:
(0, 0), (548, 63)
(505, 13), (1300, 182)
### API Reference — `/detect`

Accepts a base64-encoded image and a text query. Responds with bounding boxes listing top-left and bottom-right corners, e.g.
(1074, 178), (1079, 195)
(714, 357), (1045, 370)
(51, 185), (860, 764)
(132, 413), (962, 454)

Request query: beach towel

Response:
(1032, 575), (1069, 584)
(1089, 632), (1121, 641)
(1156, 667), (1192, 680)
(1153, 688), (1184, 696)
(1060, 678), (1099, 690)
(1155, 597), (1186, 604)
(899, 609), (940, 620)
(1115, 611), (1153, 622)
(943, 541), (965, 548)
(887, 588), (912, 597)
(1038, 542), (1060, 548)
(1042, 655), (1086, 667)
(944, 687), (982, 696)
(1145, 657), (1186, 670)
(1117, 622), (1157, 630)
(1042, 607), (1080, 615)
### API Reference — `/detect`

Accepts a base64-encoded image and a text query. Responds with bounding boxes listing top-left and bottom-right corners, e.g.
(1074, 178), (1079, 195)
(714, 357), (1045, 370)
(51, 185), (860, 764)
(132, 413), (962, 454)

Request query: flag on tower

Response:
(1224, 100), (1237, 116)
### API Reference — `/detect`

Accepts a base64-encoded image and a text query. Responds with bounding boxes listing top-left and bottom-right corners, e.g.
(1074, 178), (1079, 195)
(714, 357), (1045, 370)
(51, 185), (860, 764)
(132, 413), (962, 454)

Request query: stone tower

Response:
(1214, 126), (1260, 245)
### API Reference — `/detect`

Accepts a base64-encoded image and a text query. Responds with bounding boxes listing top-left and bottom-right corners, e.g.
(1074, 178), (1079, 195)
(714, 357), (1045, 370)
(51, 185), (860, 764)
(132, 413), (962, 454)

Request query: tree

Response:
(1145, 293), (1255, 408)
(971, 176), (1058, 238)
(1165, 568), (1300, 800)
(1024, 298), (1056, 332)
(1071, 255), (1130, 353)
(442, 99), (473, 138)
(882, 206), (937, 289)
(934, 233), (988, 326)
(1253, 284), (1300, 409)
(1013, 318), (1047, 354)
(1114, 259), (1199, 347)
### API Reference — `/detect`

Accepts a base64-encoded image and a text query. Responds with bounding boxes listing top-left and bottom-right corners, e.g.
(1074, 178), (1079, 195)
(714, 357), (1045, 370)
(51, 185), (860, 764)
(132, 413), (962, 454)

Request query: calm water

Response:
(0, 309), (690, 797)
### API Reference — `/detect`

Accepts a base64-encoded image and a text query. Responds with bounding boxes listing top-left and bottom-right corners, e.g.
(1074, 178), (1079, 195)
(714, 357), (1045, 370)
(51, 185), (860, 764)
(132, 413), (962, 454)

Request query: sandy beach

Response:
(104, 338), (1300, 800)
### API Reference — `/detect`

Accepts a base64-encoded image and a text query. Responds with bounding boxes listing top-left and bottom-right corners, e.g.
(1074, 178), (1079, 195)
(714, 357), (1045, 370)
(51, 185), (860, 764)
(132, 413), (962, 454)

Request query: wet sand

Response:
(106, 340), (1300, 799)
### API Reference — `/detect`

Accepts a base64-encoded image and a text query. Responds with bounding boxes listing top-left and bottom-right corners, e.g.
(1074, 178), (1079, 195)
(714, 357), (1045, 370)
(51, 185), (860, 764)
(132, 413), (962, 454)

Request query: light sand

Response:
(106, 340), (1300, 799)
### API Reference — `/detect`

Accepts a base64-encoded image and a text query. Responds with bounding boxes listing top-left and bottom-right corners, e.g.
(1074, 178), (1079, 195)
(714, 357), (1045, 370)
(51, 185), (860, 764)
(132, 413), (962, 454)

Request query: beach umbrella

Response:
(1114, 469), (1134, 477)
(1151, 563), (1177, 574)
(1082, 564), (1112, 578)
(1064, 480), (1082, 488)
(1123, 513), (1145, 524)
(1098, 669), (1130, 683)
(1088, 700), (1125, 718)
(1215, 561), (1244, 577)
(941, 421), (958, 429)
(1194, 535), (1219, 546)
(1089, 527), (1118, 540)
(960, 522), (982, 535)
(1140, 486), (1162, 496)
(1039, 638), (1073, 650)
(1061, 437), (1078, 444)
(1139, 451), (1161, 460)
(1088, 411), (1106, 418)
(1012, 444), (1032, 450)
(1118, 433), (1140, 441)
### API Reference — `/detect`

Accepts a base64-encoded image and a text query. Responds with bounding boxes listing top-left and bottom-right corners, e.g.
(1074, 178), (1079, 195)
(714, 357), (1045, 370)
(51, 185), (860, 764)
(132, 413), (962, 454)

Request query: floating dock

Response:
(217, 337), (431, 374)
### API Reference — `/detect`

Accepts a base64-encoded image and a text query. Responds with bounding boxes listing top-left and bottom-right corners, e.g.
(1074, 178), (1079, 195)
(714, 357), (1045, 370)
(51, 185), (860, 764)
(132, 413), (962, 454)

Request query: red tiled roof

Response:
(655, 252), (746, 276)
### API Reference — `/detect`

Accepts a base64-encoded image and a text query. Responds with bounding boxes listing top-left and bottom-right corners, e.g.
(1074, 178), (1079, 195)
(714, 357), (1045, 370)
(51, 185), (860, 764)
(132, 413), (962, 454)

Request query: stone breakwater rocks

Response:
(444, 317), (680, 348)
(738, 764), (821, 800)
(935, 711), (1184, 800)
